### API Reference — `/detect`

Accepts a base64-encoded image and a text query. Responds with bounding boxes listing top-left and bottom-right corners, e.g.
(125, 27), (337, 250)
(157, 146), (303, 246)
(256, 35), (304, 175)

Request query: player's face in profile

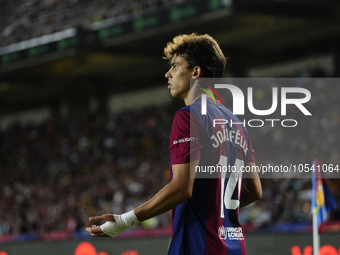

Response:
(165, 54), (193, 100)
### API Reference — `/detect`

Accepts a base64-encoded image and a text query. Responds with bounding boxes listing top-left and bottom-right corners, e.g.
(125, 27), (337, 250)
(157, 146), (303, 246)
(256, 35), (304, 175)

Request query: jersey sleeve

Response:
(169, 109), (203, 165)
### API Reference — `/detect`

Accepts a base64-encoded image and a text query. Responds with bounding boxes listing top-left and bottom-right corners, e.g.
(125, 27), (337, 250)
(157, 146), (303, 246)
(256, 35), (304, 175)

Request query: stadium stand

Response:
(0, 106), (173, 236)
(0, 0), (187, 47)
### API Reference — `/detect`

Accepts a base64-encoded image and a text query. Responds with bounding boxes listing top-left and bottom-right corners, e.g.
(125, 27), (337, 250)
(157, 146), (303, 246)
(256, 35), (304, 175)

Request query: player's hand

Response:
(85, 211), (140, 238)
(85, 214), (114, 237)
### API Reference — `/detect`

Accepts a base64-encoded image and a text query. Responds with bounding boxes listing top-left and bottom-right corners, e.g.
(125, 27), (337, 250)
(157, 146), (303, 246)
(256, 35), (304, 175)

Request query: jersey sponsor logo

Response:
(172, 137), (197, 145)
(218, 226), (244, 241)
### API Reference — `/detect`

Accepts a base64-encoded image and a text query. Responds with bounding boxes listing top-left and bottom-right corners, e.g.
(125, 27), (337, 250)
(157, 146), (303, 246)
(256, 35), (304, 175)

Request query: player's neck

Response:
(184, 80), (203, 106)
(184, 92), (204, 106)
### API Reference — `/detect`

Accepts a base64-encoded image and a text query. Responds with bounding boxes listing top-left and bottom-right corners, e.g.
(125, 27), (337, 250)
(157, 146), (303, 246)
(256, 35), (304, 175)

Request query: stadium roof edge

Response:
(0, 28), (77, 55)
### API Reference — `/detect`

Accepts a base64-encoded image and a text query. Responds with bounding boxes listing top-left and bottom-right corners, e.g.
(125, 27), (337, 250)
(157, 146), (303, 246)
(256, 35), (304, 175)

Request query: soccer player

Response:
(86, 33), (262, 255)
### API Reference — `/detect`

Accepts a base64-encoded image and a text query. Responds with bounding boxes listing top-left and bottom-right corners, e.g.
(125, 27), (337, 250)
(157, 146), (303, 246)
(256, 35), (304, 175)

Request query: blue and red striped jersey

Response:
(168, 97), (255, 255)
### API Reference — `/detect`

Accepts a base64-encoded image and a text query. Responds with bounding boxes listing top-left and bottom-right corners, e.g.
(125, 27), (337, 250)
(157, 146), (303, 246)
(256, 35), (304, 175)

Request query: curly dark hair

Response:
(163, 33), (227, 78)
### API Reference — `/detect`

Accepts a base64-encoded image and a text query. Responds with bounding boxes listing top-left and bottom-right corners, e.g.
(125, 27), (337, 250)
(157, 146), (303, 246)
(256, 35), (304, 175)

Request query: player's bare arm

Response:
(85, 159), (199, 237)
(240, 162), (262, 208)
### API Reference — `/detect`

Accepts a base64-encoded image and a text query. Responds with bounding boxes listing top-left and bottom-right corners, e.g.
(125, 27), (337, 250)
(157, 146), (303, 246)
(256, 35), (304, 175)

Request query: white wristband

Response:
(121, 210), (140, 227)
(100, 210), (140, 237)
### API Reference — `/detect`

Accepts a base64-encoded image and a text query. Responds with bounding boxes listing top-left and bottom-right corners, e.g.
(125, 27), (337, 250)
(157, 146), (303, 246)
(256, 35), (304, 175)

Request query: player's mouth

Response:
(167, 82), (172, 89)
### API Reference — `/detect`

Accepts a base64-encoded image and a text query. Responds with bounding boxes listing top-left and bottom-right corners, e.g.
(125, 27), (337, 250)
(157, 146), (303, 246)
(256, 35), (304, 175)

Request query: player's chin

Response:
(169, 88), (177, 97)
(170, 88), (182, 99)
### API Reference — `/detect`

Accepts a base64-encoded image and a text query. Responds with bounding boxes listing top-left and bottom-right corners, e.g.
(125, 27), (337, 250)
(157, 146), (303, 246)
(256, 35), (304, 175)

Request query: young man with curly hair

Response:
(86, 33), (262, 255)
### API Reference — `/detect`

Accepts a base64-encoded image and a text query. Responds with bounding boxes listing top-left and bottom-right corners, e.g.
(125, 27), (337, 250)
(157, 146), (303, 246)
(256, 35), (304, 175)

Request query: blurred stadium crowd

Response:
(0, 0), (187, 47)
(0, 70), (340, 237)
(0, 107), (173, 235)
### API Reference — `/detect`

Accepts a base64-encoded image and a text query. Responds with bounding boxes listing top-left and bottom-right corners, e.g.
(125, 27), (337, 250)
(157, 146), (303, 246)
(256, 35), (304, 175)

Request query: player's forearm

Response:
(134, 181), (191, 222)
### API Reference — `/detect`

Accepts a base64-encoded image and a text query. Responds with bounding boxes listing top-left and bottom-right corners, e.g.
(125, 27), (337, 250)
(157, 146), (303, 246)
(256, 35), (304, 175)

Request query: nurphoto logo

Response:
(197, 79), (312, 128)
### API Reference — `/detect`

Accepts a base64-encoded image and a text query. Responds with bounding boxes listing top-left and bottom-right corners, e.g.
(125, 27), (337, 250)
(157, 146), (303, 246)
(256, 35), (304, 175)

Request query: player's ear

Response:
(191, 66), (202, 78)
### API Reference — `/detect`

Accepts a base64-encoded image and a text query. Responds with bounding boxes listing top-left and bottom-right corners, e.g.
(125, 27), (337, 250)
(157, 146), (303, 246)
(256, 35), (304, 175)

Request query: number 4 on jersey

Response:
(219, 155), (243, 218)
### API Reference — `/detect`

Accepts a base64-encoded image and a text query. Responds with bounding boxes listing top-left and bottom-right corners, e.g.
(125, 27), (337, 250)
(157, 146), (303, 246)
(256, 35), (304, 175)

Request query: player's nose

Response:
(165, 69), (171, 79)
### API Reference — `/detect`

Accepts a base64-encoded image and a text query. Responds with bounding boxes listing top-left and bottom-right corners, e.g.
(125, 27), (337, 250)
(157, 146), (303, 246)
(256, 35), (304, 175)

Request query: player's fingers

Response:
(85, 226), (109, 237)
(88, 216), (104, 222)
(85, 227), (94, 235)
(85, 224), (99, 235)
(89, 214), (114, 223)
